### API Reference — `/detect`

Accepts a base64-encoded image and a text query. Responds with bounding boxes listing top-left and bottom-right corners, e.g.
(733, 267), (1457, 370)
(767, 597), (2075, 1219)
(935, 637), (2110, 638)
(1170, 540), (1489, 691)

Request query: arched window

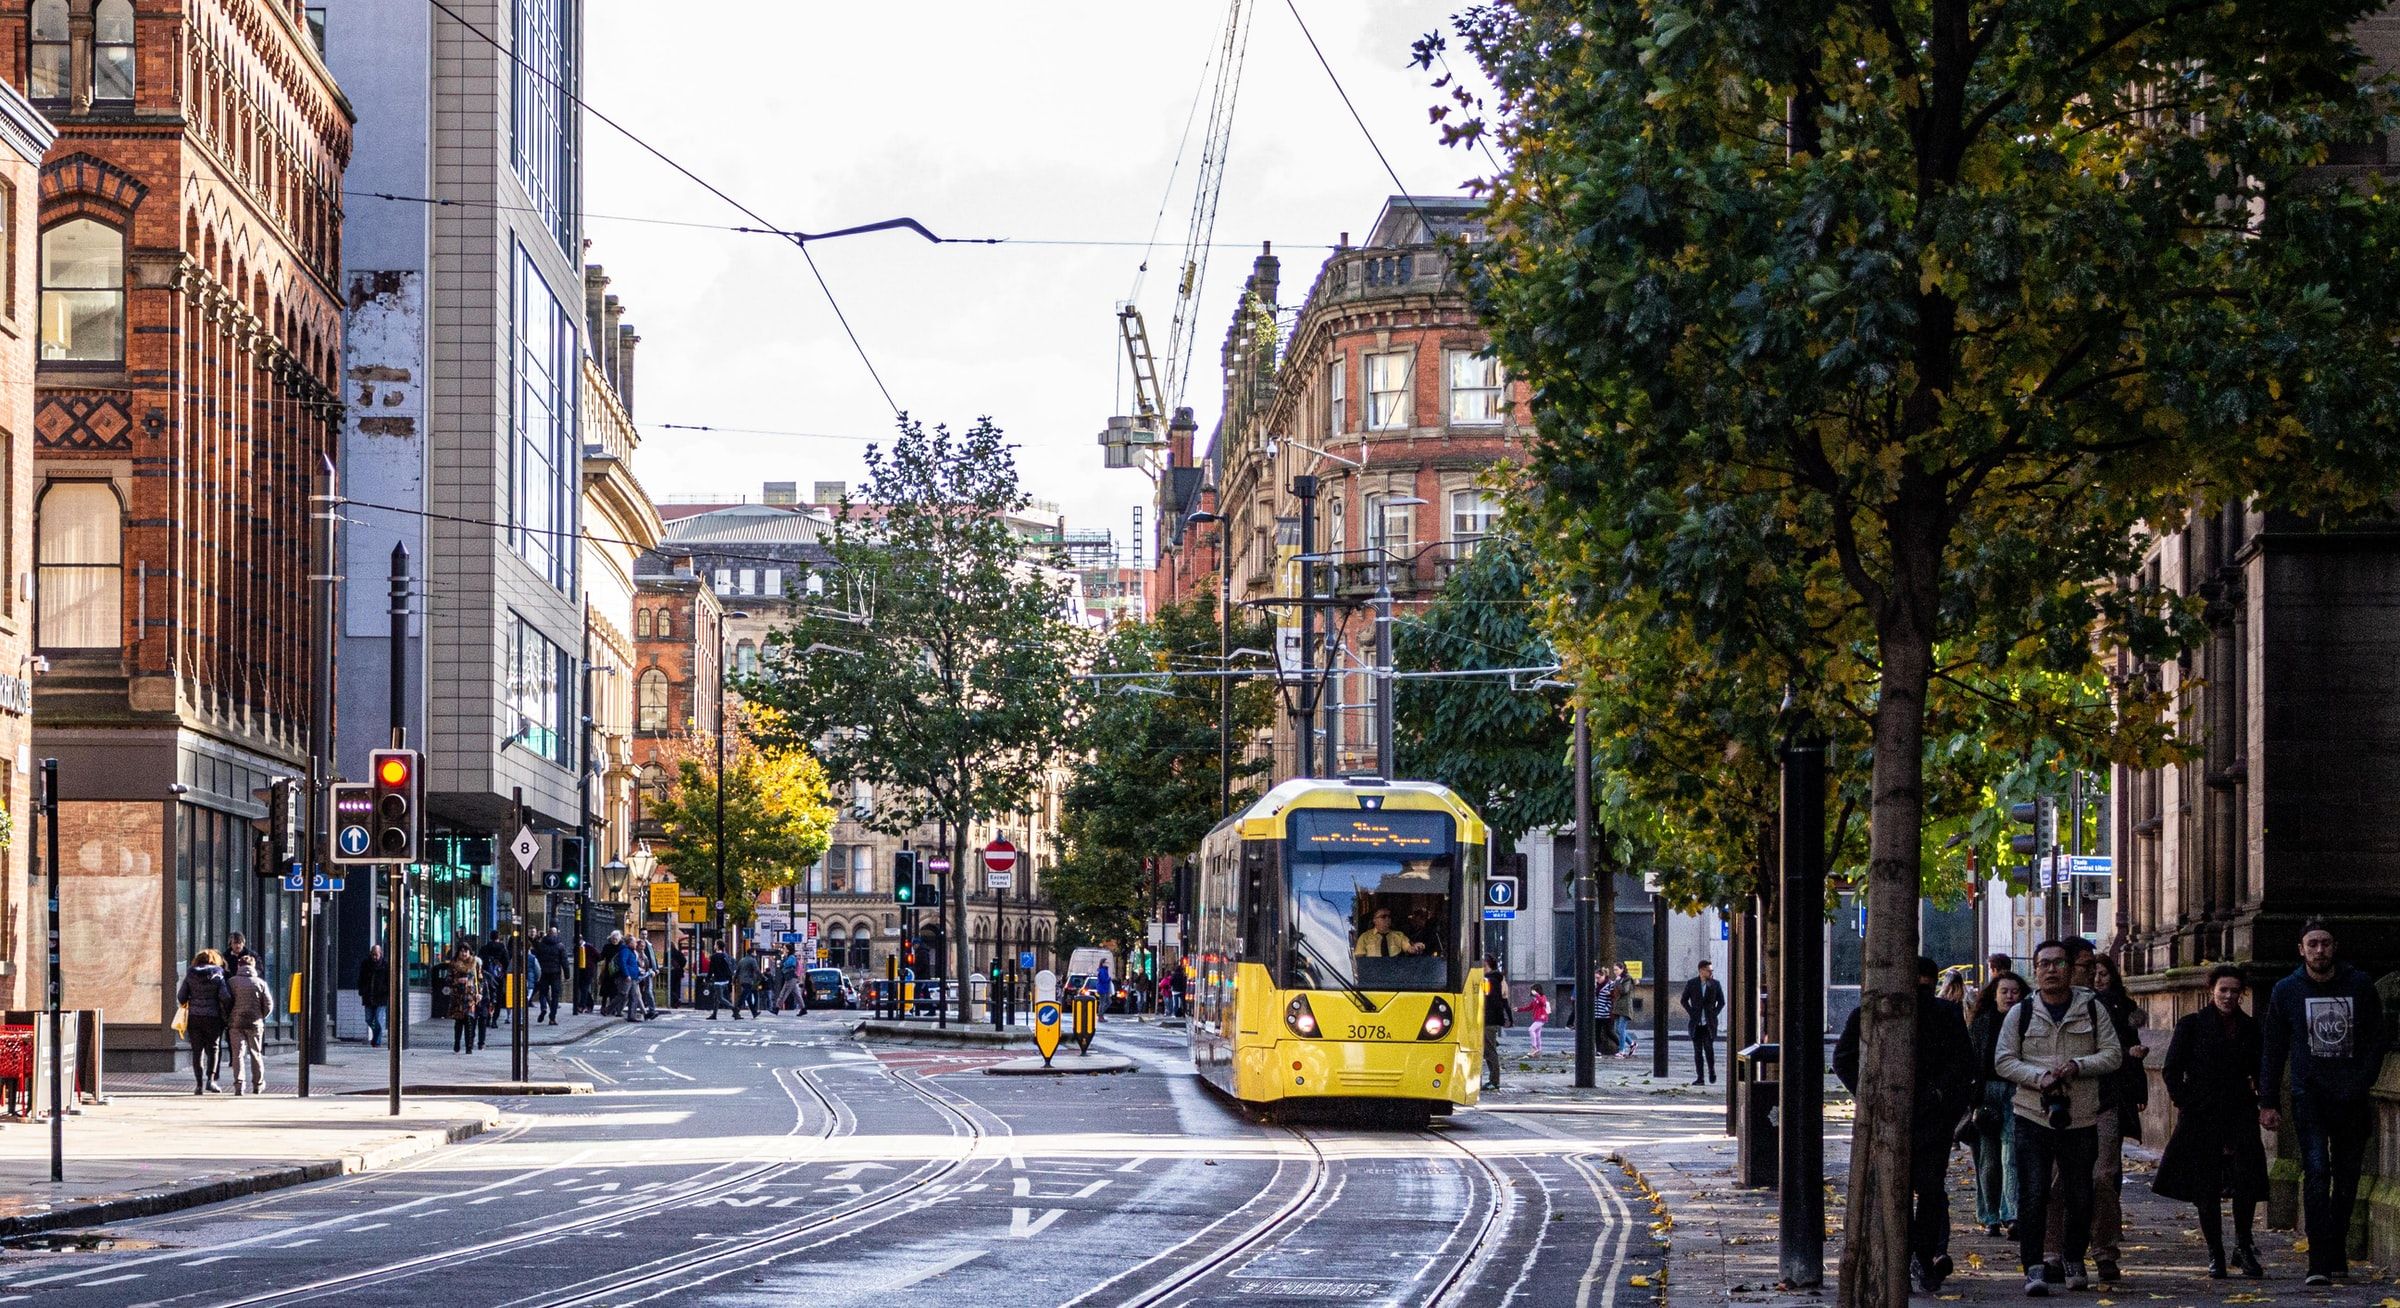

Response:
(40, 220), (125, 363)
(634, 607), (651, 638)
(93, 0), (135, 101)
(636, 668), (667, 732)
(655, 608), (672, 638)
(37, 482), (122, 648)
(28, 0), (68, 101)
(847, 924), (871, 970)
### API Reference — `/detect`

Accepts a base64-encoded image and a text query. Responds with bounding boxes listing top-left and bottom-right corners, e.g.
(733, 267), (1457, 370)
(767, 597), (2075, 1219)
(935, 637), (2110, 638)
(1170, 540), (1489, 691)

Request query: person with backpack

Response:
(1994, 939), (2124, 1296)
(2154, 963), (2269, 1280)
(615, 933), (647, 1021)
(1836, 955), (1977, 1294)
(534, 928), (567, 1024)
(1592, 966), (1619, 1056)
(634, 936), (660, 1018)
(1611, 963), (1638, 1057)
(1516, 983), (1552, 1056)
(1967, 971), (2029, 1237)
(176, 949), (231, 1094)
(2258, 918), (2389, 1287)
(225, 955), (275, 1094)
(2081, 953), (2148, 1282)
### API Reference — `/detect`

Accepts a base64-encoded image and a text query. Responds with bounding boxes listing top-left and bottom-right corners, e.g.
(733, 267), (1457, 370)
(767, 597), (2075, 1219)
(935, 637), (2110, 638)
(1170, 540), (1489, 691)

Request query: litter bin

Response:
(1736, 1041), (1779, 1189)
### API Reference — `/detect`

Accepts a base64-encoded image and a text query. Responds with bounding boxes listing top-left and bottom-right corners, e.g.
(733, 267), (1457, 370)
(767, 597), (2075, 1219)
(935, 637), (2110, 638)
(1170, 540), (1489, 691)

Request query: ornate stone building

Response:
(11, 0), (349, 1067)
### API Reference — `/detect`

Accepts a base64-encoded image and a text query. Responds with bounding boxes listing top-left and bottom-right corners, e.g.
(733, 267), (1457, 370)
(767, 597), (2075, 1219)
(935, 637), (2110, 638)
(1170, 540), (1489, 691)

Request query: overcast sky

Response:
(586, 2), (1484, 556)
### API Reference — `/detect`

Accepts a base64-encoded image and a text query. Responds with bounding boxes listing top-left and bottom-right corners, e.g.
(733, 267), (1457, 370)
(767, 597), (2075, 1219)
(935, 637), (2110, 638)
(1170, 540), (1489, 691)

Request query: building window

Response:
(510, 0), (574, 252)
(1365, 492), (1413, 561)
(1327, 359), (1345, 436)
(1449, 489), (1500, 559)
(655, 607), (671, 638)
(0, 180), (17, 321)
(847, 928), (870, 970)
(1366, 352), (1412, 430)
(35, 481), (121, 648)
(636, 668), (667, 732)
(510, 244), (574, 589)
(28, 0), (68, 102)
(713, 568), (731, 593)
(305, 7), (328, 54)
(853, 847), (874, 895)
(1447, 350), (1506, 425)
(634, 606), (651, 638)
(40, 220), (125, 363)
(504, 614), (570, 764)
(734, 638), (757, 677)
(763, 568), (782, 596)
(826, 846), (849, 893)
(93, 0), (135, 102)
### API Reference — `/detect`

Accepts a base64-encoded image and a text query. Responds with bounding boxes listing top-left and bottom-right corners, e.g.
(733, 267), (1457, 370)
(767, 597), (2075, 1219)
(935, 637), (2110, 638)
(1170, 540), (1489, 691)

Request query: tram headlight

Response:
(1283, 995), (1320, 1038)
(1418, 997), (1454, 1041)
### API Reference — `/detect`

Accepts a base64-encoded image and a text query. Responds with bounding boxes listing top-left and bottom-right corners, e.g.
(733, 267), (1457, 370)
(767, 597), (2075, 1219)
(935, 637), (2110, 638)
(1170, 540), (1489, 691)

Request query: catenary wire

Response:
(424, 0), (900, 414)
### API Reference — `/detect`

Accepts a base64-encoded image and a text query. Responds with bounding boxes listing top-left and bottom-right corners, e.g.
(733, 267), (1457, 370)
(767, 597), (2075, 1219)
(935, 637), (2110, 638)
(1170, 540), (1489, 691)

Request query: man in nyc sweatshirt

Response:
(2258, 919), (2389, 1286)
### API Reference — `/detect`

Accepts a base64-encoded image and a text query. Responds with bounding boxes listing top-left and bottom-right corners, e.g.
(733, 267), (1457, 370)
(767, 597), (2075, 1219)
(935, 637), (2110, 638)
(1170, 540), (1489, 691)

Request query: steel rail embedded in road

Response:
(1090, 1126), (1332, 1308)
(516, 1060), (1000, 1308)
(187, 1059), (842, 1308)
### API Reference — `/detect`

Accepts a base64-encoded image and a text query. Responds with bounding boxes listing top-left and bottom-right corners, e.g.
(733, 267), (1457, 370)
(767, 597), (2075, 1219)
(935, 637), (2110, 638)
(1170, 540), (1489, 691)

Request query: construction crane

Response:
(1101, 0), (1252, 474)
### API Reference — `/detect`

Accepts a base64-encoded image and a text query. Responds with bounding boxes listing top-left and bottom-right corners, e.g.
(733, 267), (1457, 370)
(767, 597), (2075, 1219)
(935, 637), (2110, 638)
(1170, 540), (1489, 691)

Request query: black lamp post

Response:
(713, 608), (752, 952)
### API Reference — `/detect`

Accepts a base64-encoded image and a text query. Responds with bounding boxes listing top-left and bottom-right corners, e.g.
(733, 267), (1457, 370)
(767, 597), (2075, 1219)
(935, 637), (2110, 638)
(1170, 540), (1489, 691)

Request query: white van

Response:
(1064, 946), (1116, 996)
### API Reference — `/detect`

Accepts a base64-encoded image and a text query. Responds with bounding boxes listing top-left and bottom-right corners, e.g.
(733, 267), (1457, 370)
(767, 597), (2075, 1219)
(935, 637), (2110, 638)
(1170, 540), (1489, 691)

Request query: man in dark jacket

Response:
(1481, 960), (1510, 1090)
(2259, 919), (2390, 1286)
(533, 929), (568, 1024)
(1836, 955), (1975, 1294)
(357, 945), (390, 1048)
(705, 944), (735, 1019)
(1680, 960), (1726, 1085)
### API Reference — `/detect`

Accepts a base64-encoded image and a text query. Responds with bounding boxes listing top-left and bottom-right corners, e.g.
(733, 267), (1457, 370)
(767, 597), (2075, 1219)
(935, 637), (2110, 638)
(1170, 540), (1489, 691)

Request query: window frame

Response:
(509, 244), (575, 590)
(636, 667), (668, 733)
(1365, 351), (1412, 431)
(1445, 349), (1506, 426)
(92, 0), (136, 103)
(1326, 358), (1346, 436)
(28, 0), (69, 104)
(39, 218), (127, 365)
(34, 479), (123, 650)
(1448, 488), (1500, 559)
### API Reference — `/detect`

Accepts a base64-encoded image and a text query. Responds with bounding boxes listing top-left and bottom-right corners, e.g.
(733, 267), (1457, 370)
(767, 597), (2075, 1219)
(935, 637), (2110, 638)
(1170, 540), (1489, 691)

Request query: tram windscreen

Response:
(1284, 810), (1458, 993)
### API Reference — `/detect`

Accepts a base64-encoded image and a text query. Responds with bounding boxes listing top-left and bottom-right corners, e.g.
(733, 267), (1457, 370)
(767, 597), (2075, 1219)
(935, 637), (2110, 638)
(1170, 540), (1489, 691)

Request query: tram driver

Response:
(1354, 907), (1414, 957)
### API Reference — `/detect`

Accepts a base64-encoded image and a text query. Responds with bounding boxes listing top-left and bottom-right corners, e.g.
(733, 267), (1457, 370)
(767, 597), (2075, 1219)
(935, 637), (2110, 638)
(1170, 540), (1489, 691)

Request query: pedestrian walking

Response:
(1994, 938), (2124, 1296)
(1836, 955), (1975, 1294)
(357, 944), (390, 1049)
(1517, 983), (1551, 1055)
(2154, 963), (2268, 1280)
(176, 949), (230, 1094)
(735, 946), (764, 1017)
(480, 935), (511, 1027)
(1612, 962), (1637, 1057)
(449, 946), (485, 1053)
(2079, 953), (2147, 1281)
(706, 943), (735, 1019)
(2258, 918), (2388, 1287)
(1481, 959), (1509, 1089)
(223, 931), (258, 974)
(1680, 960), (1726, 1085)
(634, 937), (660, 1018)
(773, 948), (806, 1015)
(534, 928), (566, 1023)
(225, 955), (274, 1094)
(1592, 966), (1619, 1055)
(615, 933), (647, 1020)
(669, 934), (690, 1008)
(1967, 971), (2028, 1237)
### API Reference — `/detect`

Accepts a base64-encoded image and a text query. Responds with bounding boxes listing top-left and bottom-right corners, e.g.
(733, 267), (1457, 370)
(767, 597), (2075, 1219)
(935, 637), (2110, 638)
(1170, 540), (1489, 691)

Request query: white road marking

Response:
(275, 1238), (319, 1249)
(72, 1274), (145, 1287)
(1007, 1206), (1067, 1238)
(884, 1249), (985, 1288)
(179, 1256), (238, 1267)
(347, 1223), (389, 1233)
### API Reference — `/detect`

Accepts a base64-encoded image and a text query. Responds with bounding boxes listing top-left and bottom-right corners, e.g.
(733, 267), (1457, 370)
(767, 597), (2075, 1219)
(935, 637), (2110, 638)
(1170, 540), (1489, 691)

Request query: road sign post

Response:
(983, 839), (1018, 1032)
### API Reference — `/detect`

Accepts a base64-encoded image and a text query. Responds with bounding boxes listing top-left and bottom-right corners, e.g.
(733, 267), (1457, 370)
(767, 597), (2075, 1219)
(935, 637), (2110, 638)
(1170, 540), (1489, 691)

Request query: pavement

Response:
(0, 1006), (629, 1238)
(1480, 1027), (2398, 1305)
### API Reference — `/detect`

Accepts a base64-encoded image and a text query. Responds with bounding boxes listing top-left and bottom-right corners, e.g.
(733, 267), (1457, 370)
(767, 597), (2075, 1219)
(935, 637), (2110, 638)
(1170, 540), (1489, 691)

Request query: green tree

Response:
(648, 722), (837, 929)
(1437, 5), (2400, 1301)
(749, 415), (1085, 1021)
(1392, 530), (1573, 854)
(1052, 599), (1274, 950)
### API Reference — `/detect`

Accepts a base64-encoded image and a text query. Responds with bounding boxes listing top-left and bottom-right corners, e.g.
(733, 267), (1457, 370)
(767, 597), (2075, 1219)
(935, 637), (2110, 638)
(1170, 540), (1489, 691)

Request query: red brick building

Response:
(0, 78), (54, 1013)
(9, 0), (349, 1066)
(1157, 198), (1531, 780)
(629, 556), (722, 904)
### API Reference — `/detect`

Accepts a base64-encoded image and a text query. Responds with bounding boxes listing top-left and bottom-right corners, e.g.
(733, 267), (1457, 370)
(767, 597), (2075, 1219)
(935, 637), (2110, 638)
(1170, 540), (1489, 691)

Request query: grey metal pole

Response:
(713, 618), (727, 957)
(43, 758), (60, 1182)
(1777, 732), (1828, 1289)
(510, 787), (528, 1083)
(304, 455), (338, 1085)
(1375, 576), (1394, 778)
(1573, 707), (1596, 1088)
(388, 544), (409, 1118)
(1292, 475), (1318, 780)
(1218, 529), (1231, 818)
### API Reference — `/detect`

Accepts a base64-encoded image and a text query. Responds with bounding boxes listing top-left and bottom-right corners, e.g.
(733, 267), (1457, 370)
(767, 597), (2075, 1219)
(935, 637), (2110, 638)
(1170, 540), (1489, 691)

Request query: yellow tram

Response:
(1187, 776), (1490, 1119)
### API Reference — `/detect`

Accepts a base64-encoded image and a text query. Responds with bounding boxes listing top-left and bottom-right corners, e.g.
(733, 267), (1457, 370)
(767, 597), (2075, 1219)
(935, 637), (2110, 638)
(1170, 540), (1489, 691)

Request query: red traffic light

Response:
(376, 755), (411, 787)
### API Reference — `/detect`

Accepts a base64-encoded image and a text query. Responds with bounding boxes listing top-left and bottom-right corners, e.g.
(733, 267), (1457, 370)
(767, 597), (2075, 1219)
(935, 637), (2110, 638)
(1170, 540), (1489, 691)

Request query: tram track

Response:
(513, 1060), (1001, 1307)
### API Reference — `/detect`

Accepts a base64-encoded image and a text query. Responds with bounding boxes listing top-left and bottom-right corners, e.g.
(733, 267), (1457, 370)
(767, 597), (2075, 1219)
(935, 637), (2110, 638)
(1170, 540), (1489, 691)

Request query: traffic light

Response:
(250, 777), (298, 874)
(2008, 795), (2056, 861)
(369, 749), (423, 863)
(894, 850), (919, 904)
(558, 835), (585, 893)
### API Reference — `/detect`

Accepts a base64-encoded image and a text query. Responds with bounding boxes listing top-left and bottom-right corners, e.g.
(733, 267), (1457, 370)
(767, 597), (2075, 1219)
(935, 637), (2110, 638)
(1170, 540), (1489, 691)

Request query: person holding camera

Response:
(1994, 938), (2123, 1296)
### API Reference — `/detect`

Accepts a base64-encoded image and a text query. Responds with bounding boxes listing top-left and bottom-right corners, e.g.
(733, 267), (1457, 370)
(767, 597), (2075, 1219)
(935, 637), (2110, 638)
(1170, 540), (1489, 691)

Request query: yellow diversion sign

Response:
(1033, 1000), (1064, 1066)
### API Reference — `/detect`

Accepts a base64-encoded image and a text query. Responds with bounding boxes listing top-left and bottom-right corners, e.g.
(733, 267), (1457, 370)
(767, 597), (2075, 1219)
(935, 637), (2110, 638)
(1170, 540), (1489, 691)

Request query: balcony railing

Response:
(1310, 245), (1457, 309)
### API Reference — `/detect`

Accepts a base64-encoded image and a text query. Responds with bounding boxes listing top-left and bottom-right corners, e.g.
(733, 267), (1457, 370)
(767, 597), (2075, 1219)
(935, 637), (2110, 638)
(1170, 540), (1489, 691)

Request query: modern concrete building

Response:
(324, 0), (587, 1004)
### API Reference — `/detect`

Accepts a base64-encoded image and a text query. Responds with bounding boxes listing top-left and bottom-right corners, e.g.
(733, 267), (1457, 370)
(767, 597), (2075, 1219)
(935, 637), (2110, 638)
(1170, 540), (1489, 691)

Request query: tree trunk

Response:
(954, 812), (973, 1026)
(1837, 614), (1935, 1308)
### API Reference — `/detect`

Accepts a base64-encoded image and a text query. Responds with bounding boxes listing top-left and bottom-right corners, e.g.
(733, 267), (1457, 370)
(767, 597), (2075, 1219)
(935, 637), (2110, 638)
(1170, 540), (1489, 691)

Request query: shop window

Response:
(40, 219), (126, 363)
(36, 481), (121, 648)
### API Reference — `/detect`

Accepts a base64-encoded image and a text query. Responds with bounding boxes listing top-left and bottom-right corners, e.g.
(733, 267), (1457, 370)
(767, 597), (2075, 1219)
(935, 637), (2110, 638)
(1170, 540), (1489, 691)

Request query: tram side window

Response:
(1238, 843), (1273, 963)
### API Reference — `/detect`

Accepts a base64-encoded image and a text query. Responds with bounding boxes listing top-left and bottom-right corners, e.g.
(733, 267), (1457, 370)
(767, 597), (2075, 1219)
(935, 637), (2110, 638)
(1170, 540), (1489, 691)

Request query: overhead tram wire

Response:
(423, 0), (901, 414)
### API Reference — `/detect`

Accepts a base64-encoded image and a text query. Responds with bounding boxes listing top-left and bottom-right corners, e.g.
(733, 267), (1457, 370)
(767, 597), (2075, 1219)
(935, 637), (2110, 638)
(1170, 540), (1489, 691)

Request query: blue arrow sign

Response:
(1485, 875), (1520, 910)
(282, 871), (347, 892)
(336, 825), (372, 858)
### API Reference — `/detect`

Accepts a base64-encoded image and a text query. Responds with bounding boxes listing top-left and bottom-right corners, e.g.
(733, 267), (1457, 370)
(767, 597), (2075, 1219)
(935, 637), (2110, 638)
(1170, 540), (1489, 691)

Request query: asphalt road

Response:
(0, 1010), (1657, 1308)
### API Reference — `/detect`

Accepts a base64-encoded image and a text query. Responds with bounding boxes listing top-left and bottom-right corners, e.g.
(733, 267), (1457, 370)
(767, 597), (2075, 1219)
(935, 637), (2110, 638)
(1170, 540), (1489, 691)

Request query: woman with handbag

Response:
(2153, 963), (2270, 1279)
(1965, 971), (2026, 1236)
(175, 949), (231, 1094)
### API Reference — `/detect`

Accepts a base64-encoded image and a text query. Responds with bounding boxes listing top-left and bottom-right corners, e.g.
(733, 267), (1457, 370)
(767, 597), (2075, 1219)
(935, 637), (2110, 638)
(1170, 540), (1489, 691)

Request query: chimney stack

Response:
(616, 325), (638, 415)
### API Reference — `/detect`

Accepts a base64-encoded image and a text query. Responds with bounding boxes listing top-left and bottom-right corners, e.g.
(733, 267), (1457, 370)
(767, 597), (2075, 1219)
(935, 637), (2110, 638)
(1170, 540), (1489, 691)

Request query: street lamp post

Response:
(1372, 496), (1428, 779)
(713, 610), (753, 954)
(1184, 507), (1232, 819)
